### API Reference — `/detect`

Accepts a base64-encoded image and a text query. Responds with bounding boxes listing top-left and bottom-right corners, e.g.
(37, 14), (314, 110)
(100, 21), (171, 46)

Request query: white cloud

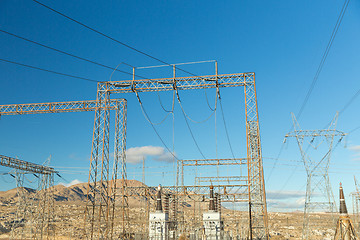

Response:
(266, 190), (305, 200)
(349, 145), (360, 151)
(266, 190), (306, 211)
(349, 145), (360, 161)
(59, 179), (83, 187)
(267, 197), (305, 210)
(125, 146), (176, 164)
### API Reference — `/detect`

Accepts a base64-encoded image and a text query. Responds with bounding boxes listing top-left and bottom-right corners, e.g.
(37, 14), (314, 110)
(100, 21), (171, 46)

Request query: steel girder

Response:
(126, 184), (248, 202)
(181, 158), (247, 166)
(0, 155), (57, 175)
(0, 99), (120, 116)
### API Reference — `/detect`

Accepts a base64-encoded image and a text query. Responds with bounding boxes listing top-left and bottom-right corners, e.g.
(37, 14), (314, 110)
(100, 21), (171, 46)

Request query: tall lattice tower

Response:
(285, 113), (346, 240)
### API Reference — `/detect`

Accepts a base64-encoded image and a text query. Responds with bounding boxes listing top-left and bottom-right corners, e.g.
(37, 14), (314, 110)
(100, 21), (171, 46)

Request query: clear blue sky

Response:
(0, 0), (359, 211)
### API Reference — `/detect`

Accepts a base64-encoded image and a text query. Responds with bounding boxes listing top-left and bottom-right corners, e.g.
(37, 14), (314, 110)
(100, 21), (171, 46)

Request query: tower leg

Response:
(84, 84), (111, 239)
(243, 74), (269, 239)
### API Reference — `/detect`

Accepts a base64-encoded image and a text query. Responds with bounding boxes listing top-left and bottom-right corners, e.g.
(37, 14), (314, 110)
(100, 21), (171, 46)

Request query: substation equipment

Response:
(85, 70), (269, 239)
(0, 70), (269, 239)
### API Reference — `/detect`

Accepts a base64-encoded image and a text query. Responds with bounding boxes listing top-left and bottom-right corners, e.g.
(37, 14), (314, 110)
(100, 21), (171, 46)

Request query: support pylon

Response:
(285, 113), (347, 240)
(334, 183), (358, 240)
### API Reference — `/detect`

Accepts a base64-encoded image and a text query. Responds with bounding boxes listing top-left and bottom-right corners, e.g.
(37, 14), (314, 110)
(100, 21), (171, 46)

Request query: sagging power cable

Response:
(0, 58), (99, 83)
(219, 97), (236, 159)
(0, 29), (149, 79)
(135, 92), (179, 161)
(32, 0), (211, 81)
(177, 93), (207, 159)
(267, 0), (351, 184)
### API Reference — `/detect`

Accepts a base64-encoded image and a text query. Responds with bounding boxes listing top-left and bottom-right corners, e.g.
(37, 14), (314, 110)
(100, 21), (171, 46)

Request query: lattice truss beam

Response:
(87, 72), (269, 239)
(0, 154), (57, 175)
(0, 99), (121, 116)
(195, 176), (248, 184)
(126, 184), (248, 202)
(181, 158), (247, 166)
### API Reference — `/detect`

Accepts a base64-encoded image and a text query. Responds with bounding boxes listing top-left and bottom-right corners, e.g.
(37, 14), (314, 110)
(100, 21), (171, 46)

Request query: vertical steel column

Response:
(10, 170), (26, 239)
(85, 82), (111, 239)
(32, 172), (55, 240)
(110, 99), (129, 238)
(243, 73), (269, 239)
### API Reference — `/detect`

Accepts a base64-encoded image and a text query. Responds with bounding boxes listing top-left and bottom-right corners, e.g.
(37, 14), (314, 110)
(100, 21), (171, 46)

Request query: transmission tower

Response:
(285, 113), (346, 240)
(351, 176), (360, 234)
(0, 154), (57, 239)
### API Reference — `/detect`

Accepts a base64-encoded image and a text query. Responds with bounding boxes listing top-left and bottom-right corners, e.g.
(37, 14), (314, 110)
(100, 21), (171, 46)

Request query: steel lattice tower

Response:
(351, 176), (360, 235)
(285, 113), (346, 240)
(0, 155), (57, 240)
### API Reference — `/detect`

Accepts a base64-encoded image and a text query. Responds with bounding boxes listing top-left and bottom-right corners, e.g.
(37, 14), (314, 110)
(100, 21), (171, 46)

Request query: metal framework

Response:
(285, 113), (347, 240)
(195, 176), (247, 184)
(181, 158), (247, 166)
(127, 184), (248, 202)
(1, 72), (269, 238)
(0, 99), (127, 239)
(0, 155), (57, 240)
(352, 176), (360, 234)
(0, 154), (56, 174)
(0, 99), (121, 116)
(87, 72), (269, 239)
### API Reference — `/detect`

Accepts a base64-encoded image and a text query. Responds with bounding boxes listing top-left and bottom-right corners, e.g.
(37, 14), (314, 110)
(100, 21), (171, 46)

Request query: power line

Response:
(0, 29), (151, 80)
(339, 87), (360, 115)
(322, 86), (360, 128)
(178, 97), (208, 159)
(136, 93), (180, 161)
(219, 97), (236, 159)
(267, 0), (350, 184)
(0, 58), (99, 83)
(32, 0), (207, 79)
(296, 0), (350, 120)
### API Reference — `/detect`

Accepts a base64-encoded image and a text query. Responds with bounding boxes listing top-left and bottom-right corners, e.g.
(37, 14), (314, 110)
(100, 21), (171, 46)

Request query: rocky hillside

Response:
(0, 179), (147, 204)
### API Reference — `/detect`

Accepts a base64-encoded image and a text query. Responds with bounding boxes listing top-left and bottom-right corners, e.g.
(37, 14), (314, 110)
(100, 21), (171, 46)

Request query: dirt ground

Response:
(0, 201), (354, 239)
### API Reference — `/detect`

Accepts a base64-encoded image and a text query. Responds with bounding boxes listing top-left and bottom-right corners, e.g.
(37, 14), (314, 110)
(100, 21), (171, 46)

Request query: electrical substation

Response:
(0, 0), (358, 239)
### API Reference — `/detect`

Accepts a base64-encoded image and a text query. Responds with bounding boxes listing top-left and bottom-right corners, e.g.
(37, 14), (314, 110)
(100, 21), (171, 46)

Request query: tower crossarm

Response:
(285, 129), (347, 138)
(101, 73), (252, 94)
(0, 99), (124, 116)
(126, 184), (248, 202)
(195, 176), (248, 184)
(0, 154), (57, 175)
(181, 158), (247, 166)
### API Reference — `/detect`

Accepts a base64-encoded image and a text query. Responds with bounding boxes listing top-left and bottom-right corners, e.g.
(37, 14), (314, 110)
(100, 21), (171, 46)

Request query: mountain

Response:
(0, 179), (147, 204)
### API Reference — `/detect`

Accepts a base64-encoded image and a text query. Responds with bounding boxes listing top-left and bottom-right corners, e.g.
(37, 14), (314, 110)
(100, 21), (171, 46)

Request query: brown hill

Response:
(0, 179), (147, 204)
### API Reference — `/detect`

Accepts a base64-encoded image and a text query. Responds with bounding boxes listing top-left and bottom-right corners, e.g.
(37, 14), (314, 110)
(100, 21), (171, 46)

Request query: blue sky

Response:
(0, 0), (359, 211)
